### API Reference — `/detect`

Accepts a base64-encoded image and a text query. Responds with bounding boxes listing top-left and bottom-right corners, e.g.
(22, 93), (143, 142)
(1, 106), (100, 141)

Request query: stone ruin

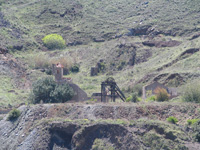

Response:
(52, 63), (88, 102)
(142, 81), (178, 99)
(90, 60), (105, 76)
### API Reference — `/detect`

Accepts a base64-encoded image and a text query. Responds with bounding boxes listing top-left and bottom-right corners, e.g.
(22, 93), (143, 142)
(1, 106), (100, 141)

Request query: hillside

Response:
(0, 0), (199, 106)
(0, 0), (200, 149)
(1, 103), (200, 150)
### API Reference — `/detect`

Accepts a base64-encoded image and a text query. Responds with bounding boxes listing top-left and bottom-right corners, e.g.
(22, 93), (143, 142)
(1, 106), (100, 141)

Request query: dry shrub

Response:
(29, 53), (75, 71)
(34, 54), (50, 69)
(50, 56), (73, 69)
(154, 87), (170, 102)
(182, 83), (200, 103)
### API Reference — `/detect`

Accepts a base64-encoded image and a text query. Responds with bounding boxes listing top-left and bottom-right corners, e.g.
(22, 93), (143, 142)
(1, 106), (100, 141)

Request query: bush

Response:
(146, 95), (156, 102)
(126, 96), (132, 102)
(42, 34), (65, 50)
(187, 119), (200, 125)
(32, 53), (50, 69)
(183, 84), (200, 103)
(7, 109), (21, 121)
(30, 77), (74, 104)
(51, 84), (74, 103)
(133, 84), (143, 97)
(70, 64), (80, 73)
(31, 77), (56, 103)
(167, 116), (178, 124)
(45, 68), (52, 75)
(154, 87), (170, 102)
(126, 93), (139, 103)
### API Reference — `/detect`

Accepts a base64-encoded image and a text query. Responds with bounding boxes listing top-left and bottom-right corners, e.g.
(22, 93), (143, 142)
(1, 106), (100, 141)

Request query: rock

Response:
(8, 90), (15, 93)
(142, 40), (181, 48)
(67, 41), (82, 46)
(93, 37), (105, 42)
(190, 32), (200, 40)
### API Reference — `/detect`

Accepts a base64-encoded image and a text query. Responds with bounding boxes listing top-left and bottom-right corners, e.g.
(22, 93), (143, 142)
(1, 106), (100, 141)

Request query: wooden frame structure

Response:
(101, 77), (126, 102)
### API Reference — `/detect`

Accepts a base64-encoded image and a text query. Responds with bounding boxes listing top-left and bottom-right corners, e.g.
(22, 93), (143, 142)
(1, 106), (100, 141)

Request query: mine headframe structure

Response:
(101, 77), (126, 102)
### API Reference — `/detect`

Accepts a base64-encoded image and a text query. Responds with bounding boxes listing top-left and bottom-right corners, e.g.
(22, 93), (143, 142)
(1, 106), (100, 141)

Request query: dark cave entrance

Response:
(49, 130), (73, 150)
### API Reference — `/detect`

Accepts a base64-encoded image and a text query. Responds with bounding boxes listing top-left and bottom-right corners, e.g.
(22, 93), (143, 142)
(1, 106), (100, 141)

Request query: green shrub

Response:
(133, 84), (143, 97)
(45, 68), (52, 75)
(126, 93), (139, 103)
(126, 96), (132, 102)
(190, 120), (200, 142)
(50, 84), (74, 103)
(70, 64), (80, 73)
(167, 116), (178, 124)
(187, 119), (200, 125)
(7, 109), (21, 121)
(30, 77), (74, 104)
(154, 87), (170, 102)
(183, 84), (200, 103)
(146, 95), (156, 102)
(42, 34), (65, 50)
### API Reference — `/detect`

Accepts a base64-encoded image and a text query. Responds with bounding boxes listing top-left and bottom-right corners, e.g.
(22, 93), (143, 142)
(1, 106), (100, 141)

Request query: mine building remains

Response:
(92, 77), (126, 102)
(52, 63), (88, 102)
(142, 81), (178, 99)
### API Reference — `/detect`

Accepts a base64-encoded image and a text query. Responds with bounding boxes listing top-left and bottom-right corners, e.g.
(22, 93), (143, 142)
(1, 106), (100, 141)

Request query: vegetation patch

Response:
(187, 119), (200, 126)
(154, 87), (170, 102)
(190, 120), (200, 142)
(166, 116), (178, 124)
(30, 77), (74, 104)
(126, 93), (140, 103)
(183, 83), (200, 103)
(92, 139), (116, 150)
(42, 34), (65, 50)
(7, 108), (21, 121)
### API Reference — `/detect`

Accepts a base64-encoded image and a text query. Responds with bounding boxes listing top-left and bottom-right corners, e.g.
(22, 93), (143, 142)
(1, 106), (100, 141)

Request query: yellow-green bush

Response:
(167, 116), (178, 124)
(154, 87), (170, 102)
(187, 119), (200, 125)
(42, 34), (65, 50)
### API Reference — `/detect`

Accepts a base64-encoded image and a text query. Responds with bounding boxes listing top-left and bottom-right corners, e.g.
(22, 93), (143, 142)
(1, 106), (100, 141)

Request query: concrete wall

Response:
(69, 83), (88, 102)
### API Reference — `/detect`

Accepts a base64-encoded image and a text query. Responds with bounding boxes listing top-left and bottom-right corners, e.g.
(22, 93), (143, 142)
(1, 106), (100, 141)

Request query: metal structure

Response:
(101, 77), (126, 102)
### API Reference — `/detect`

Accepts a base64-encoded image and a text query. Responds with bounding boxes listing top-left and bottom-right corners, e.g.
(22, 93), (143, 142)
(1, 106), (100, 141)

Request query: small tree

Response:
(51, 84), (74, 103)
(7, 109), (21, 121)
(42, 34), (65, 50)
(31, 77), (56, 104)
(30, 77), (74, 104)
(154, 87), (170, 102)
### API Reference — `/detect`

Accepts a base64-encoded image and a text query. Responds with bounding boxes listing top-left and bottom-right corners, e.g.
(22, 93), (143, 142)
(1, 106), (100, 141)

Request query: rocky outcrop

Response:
(142, 40), (181, 48)
(1, 103), (200, 150)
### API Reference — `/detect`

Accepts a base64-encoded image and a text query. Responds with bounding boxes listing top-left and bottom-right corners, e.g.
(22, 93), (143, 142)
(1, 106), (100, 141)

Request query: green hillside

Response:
(0, 0), (200, 107)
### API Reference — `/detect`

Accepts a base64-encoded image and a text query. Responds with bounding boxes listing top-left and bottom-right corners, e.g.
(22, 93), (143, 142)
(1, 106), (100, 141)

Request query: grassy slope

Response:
(0, 0), (200, 106)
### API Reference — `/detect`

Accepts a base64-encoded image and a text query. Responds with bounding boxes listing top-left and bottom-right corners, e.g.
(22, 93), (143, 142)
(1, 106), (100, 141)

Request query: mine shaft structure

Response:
(101, 77), (126, 102)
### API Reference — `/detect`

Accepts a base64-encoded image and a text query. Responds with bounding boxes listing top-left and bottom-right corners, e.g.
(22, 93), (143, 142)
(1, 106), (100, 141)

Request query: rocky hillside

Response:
(0, 0), (199, 104)
(1, 102), (200, 150)
(0, 1), (200, 149)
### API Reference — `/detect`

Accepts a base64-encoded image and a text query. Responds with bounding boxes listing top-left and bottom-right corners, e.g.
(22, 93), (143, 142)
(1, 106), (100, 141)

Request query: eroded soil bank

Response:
(1, 102), (200, 150)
